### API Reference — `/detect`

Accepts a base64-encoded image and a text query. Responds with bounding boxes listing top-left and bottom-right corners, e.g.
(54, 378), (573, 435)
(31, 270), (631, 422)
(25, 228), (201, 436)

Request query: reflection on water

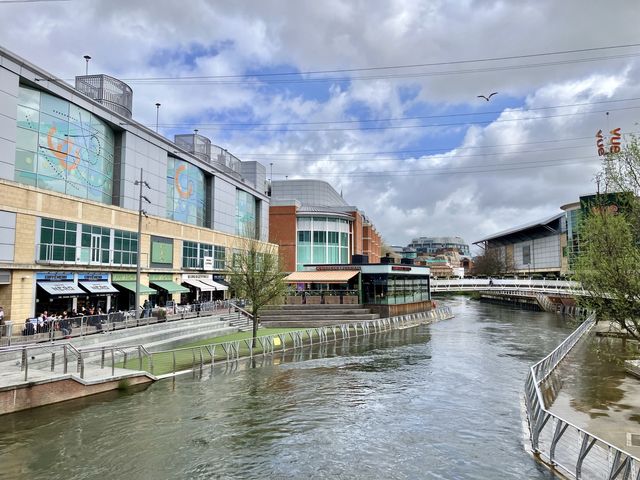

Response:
(0, 297), (570, 480)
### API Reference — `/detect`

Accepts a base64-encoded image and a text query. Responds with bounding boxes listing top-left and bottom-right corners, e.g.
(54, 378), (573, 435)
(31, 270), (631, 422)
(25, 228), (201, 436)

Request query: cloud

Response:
(1, 0), (640, 250)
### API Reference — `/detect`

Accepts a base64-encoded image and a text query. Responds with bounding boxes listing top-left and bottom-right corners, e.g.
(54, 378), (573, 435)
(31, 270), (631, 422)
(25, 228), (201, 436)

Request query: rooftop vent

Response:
(75, 74), (133, 118)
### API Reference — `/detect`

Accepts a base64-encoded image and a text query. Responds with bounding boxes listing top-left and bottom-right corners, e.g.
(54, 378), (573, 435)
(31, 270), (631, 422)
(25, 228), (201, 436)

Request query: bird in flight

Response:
(477, 92), (498, 101)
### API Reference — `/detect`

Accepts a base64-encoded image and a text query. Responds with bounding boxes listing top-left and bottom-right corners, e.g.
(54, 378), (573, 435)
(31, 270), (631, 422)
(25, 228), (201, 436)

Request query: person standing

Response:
(143, 299), (151, 318)
(0, 306), (4, 339)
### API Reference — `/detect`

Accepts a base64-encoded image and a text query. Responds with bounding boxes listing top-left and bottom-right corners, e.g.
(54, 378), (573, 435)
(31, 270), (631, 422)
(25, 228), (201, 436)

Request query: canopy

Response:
(284, 270), (360, 284)
(37, 281), (85, 296)
(150, 281), (190, 294)
(182, 278), (216, 292)
(79, 281), (119, 294)
(200, 279), (229, 291)
(112, 281), (157, 295)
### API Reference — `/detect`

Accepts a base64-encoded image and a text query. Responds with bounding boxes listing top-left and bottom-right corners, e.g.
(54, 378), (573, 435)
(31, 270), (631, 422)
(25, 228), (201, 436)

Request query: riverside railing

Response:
(524, 312), (640, 479)
(118, 306), (453, 377)
(0, 342), (152, 382)
(432, 278), (587, 296)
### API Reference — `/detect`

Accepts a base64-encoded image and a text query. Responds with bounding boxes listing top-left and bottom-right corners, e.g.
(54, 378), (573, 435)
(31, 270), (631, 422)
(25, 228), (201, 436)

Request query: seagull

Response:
(477, 92), (498, 101)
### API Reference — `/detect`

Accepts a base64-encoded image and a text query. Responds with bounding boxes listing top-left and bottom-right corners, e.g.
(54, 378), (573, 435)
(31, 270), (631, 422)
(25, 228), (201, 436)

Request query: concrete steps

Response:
(260, 304), (380, 327)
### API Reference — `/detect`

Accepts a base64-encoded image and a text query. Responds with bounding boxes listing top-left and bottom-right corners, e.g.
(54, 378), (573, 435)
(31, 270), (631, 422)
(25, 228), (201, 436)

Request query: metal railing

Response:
(432, 278), (588, 296)
(524, 312), (640, 479)
(0, 302), (236, 347)
(0, 342), (152, 382)
(134, 306), (454, 377)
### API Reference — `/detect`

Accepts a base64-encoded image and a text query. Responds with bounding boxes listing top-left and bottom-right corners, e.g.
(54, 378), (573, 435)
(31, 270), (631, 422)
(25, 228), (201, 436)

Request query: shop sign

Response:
(149, 273), (173, 281)
(596, 128), (622, 156)
(183, 274), (213, 280)
(36, 272), (73, 281)
(203, 256), (214, 270)
(47, 283), (80, 293)
(112, 273), (137, 281)
(78, 273), (108, 281)
(392, 266), (412, 271)
(315, 266), (361, 271)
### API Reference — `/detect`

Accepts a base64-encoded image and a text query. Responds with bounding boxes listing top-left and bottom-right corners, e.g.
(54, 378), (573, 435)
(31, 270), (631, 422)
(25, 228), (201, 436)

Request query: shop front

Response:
(77, 272), (119, 313)
(111, 273), (157, 311)
(283, 268), (361, 304)
(181, 274), (217, 303)
(35, 272), (85, 316)
(149, 274), (189, 307)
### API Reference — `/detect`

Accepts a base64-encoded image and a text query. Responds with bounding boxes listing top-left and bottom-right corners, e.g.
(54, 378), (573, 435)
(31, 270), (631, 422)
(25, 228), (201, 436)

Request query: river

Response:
(0, 297), (575, 479)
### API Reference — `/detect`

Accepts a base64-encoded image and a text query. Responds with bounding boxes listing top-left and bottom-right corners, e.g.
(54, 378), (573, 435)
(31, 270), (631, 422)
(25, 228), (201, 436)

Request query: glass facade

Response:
(236, 189), (258, 237)
(362, 275), (430, 305)
(166, 157), (206, 226)
(182, 241), (220, 269)
(566, 208), (582, 271)
(296, 216), (350, 271)
(16, 86), (115, 203)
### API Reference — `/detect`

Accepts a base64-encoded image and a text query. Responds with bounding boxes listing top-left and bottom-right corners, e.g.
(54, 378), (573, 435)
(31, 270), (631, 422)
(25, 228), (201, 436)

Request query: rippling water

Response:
(0, 297), (573, 479)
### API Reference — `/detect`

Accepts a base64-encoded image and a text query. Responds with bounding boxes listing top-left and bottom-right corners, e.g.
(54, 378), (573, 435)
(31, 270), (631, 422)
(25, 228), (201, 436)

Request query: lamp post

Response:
(83, 55), (91, 75)
(134, 168), (150, 319)
(155, 103), (161, 133)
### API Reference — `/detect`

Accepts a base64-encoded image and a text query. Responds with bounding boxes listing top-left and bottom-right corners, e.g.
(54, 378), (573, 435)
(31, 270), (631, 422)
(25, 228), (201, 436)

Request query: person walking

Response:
(143, 299), (151, 318)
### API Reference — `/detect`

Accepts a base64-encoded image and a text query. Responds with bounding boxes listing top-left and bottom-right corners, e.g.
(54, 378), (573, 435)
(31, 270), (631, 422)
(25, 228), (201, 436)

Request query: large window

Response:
(236, 189), (258, 237)
(113, 229), (138, 266)
(166, 158), (206, 226)
(183, 241), (214, 269)
(296, 216), (350, 271)
(39, 218), (77, 262)
(80, 225), (110, 264)
(214, 245), (226, 270)
(16, 86), (115, 204)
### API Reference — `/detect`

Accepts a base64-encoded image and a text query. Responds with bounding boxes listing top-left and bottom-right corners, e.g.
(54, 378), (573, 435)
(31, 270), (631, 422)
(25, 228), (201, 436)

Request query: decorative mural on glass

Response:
(235, 189), (257, 237)
(15, 86), (115, 203)
(166, 157), (206, 226)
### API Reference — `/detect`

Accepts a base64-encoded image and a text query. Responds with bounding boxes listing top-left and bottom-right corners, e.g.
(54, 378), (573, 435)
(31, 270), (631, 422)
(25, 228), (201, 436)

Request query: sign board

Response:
(203, 256), (214, 271)
(78, 272), (109, 281)
(36, 271), (73, 281)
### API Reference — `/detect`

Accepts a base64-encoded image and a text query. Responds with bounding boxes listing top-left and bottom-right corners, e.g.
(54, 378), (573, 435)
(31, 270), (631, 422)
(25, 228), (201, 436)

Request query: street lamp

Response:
(155, 103), (161, 133)
(134, 168), (151, 319)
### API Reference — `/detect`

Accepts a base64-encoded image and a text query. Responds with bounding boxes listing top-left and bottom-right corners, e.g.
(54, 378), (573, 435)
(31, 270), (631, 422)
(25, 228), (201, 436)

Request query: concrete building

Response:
(268, 179), (382, 272)
(0, 46), (272, 321)
(408, 236), (471, 256)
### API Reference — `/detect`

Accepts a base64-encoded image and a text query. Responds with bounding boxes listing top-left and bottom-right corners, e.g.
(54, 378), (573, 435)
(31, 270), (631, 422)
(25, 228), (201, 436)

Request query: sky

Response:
(2, 0), (640, 252)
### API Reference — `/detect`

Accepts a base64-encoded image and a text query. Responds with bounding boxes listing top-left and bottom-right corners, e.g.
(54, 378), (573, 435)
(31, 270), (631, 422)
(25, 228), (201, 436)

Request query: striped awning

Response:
(284, 270), (360, 284)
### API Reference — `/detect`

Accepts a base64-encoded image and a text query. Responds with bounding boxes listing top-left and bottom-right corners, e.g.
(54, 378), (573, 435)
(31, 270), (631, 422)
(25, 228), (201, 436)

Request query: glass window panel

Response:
(17, 105), (39, 131)
(40, 227), (53, 244)
(16, 127), (38, 152)
(15, 170), (37, 187)
(18, 86), (40, 110)
(15, 149), (37, 173)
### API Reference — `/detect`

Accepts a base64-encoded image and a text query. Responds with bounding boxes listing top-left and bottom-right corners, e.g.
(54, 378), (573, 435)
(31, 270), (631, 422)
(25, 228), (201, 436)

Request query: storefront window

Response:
(16, 86), (115, 204)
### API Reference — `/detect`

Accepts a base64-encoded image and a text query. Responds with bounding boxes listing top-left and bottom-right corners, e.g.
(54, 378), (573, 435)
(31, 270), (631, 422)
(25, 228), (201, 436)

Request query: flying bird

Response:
(477, 92), (498, 101)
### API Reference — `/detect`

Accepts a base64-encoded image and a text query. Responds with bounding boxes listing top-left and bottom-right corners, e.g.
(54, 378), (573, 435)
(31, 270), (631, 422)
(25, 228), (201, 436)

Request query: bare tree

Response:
(472, 247), (506, 276)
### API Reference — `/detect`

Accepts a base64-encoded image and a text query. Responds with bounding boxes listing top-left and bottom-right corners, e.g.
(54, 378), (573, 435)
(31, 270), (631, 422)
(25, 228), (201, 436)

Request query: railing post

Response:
(79, 353), (85, 379)
(138, 346), (143, 370)
(101, 347), (105, 369)
(22, 347), (28, 381)
(50, 352), (55, 372)
(63, 345), (68, 374)
(111, 349), (115, 377)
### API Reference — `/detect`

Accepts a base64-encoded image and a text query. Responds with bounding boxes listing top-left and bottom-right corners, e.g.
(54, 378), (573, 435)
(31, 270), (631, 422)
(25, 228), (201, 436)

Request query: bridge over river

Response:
(0, 297), (631, 479)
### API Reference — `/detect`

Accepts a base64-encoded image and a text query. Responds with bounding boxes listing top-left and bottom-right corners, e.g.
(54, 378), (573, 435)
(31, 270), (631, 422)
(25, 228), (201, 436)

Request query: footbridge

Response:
(431, 278), (588, 314)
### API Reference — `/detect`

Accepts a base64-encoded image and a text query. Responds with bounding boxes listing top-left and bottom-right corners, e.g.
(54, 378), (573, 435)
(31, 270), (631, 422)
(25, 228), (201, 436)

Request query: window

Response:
(214, 245), (226, 270)
(113, 229), (138, 266)
(39, 218), (77, 262)
(183, 240), (200, 269)
(522, 245), (531, 265)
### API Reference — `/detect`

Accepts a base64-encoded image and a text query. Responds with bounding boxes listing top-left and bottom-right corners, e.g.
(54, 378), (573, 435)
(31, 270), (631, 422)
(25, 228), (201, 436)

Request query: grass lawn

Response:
(120, 326), (325, 375)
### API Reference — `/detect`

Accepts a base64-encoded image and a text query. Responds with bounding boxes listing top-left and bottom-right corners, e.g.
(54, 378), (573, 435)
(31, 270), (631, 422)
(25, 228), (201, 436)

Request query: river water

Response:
(0, 297), (574, 479)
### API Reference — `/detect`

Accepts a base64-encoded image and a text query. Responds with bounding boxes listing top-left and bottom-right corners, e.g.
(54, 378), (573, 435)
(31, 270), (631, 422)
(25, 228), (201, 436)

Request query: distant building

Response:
(408, 236), (470, 256)
(269, 180), (382, 272)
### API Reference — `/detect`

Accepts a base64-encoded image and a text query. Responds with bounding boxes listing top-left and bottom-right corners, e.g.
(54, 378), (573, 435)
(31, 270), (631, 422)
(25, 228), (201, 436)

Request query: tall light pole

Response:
(83, 55), (91, 75)
(155, 103), (161, 133)
(134, 168), (150, 319)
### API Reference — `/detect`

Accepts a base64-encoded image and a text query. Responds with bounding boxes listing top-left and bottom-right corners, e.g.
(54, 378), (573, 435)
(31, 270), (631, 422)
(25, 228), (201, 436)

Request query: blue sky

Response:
(1, 0), (639, 249)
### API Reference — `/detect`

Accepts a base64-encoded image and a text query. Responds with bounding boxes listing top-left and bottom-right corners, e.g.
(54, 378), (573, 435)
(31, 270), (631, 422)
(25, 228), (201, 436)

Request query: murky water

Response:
(0, 297), (573, 479)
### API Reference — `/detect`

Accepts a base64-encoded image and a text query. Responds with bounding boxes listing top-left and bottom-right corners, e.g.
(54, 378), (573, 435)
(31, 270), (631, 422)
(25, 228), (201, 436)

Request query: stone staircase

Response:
(259, 304), (380, 328)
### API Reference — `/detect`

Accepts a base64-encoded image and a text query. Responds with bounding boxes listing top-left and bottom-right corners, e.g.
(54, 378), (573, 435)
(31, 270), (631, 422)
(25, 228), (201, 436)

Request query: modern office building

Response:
(408, 236), (471, 256)
(0, 46), (272, 321)
(268, 179), (382, 272)
(474, 213), (568, 276)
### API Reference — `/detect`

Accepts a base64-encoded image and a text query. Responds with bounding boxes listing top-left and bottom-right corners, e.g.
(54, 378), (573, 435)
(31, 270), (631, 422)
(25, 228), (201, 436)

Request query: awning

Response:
(200, 278), (229, 291)
(150, 281), (190, 294)
(182, 278), (216, 292)
(79, 281), (119, 294)
(37, 281), (85, 296)
(284, 270), (360, 284)
(112, 281), (157, 295)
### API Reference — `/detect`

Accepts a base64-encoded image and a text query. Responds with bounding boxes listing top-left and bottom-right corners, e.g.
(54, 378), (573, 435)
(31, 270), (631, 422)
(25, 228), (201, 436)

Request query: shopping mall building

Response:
(0, 47), (272, 321)
(268, 179), (382, 272)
